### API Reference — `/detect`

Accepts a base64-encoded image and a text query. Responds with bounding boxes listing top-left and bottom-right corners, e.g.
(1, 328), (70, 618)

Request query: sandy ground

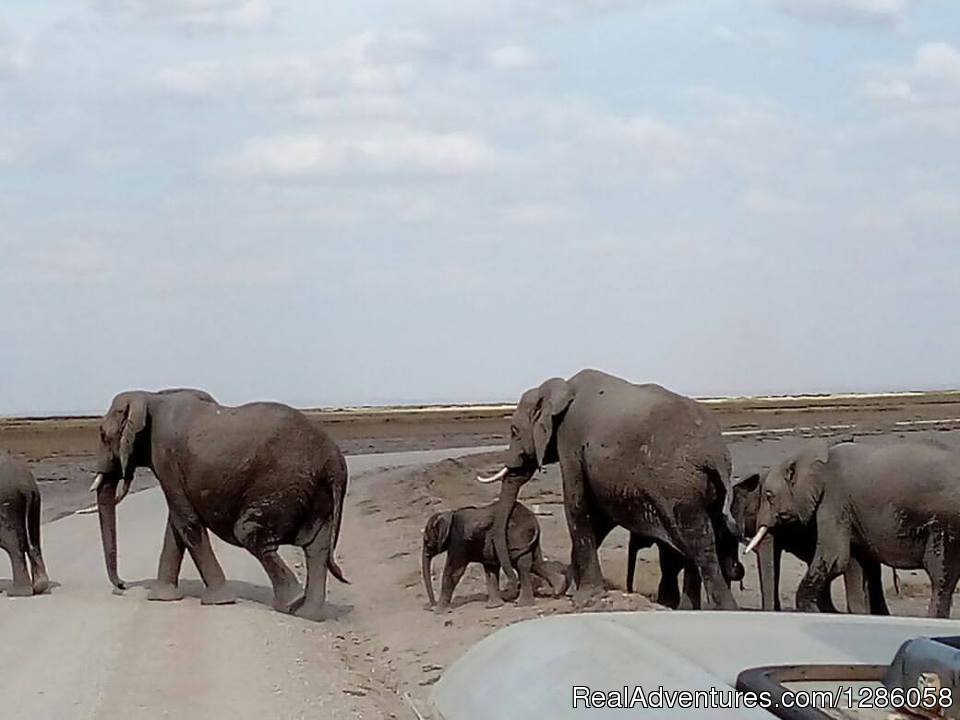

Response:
(2, 394), (960, 716)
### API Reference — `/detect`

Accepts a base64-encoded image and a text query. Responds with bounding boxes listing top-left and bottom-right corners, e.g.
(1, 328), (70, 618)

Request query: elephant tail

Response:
(27, 487), (42, 553)
(327, 457), (349, 584)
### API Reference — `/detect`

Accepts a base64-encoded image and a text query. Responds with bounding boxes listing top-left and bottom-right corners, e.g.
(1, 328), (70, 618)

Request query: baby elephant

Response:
(0, 452), (50, 596)
(421, 501), (564, 610)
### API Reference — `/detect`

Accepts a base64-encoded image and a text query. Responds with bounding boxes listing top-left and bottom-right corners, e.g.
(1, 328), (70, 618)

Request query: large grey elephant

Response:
(732, 471), (888, 614)
(749, 440), (960, 618)
(478, 369), (741, 609)
(91, 389), (348, 621)
(0, 452), (50, 596)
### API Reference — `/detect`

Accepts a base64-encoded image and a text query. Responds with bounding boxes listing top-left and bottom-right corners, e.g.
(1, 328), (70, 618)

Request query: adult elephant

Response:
(90, 388), (348, 621)
(748, 440), (960, 618)
(733, 471), (888, 614)
(478, 369), (740, 609)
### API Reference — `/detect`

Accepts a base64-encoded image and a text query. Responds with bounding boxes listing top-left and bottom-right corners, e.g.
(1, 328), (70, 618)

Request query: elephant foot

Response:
(294, 601), (336, 622)
(148, 581), (184, 602)
(573, 585), (604, 608)
(32, 576), (51, 595)
(201, 584), (236, 606)
(273, 590), (304, 615)
(517, 593), (535, 607)
(6, 584), (34, 598)
(485, 597), (504, 610)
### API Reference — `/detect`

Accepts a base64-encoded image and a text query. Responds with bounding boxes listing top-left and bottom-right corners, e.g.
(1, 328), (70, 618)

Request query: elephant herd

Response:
(2, 370), (960, 622)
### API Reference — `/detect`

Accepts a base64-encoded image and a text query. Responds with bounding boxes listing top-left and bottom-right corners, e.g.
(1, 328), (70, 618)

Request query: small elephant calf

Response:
(0, 452), (50, 596)
(421, 501), (565, 610)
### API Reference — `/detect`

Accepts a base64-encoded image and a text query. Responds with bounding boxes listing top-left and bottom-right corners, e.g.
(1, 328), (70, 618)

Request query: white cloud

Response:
(914, 42), (960, 84)
(92, 0), (272, 29)
(864, 41), (960, 109)
(154, 30), (428, 100)
(229, 126), (495, 178)
(485, 44), (538, 71)
(769, 0), (914, 27)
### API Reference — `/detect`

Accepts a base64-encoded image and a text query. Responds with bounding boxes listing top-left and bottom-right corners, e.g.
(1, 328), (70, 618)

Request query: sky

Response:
(2, 0), (959, 414)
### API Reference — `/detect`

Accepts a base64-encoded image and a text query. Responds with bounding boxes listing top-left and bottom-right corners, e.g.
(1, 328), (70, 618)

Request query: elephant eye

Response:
(765, 489), (775, 501)
(510, 425), (519, 438)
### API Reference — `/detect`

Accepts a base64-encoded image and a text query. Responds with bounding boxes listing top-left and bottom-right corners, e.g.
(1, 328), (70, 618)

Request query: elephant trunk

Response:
(492, 475), (524, 584)
(755, 533), (777, 611)
(421, 546), (436, 606)
(96, 479), (126, 590)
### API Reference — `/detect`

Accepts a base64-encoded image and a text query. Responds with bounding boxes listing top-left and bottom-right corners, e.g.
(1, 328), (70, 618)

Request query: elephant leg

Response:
(257, 549), (302, 614)
(4, 542), (33, 597)
(680, 562), (702, 610)
(922, 530), (960, 619)
(531, 548), (567, 597)
(560, 456), (604, 604)
(148, 516), (186, 601)
(797, 547), (846, 613)
(484, 564), (504, 609)
(25, 491), (49, 594)
(842, 558), (868, 614)
(437, 553), (468, 611)
(234, 510), (303, 613)
(626, 533), (642, 593)
(654, 543), (683, 609)
(293, 521), (335, 622)
(676, 506), (736, 610)
(182, 524), (234, 605)
(863, 557), (890, 616)
(516, 553), (535, 606)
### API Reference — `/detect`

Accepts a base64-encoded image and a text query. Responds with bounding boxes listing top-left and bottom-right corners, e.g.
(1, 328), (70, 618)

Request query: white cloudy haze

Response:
(2, 0), (959, 414)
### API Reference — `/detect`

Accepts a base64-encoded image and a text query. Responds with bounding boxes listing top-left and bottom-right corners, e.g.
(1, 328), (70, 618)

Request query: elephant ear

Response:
(427, 511), (453, 552)
(735, 472), (762, 493)
(118, 394), (148, 479)
(532, 378), (574, 468)
(790, 443), (831, 523)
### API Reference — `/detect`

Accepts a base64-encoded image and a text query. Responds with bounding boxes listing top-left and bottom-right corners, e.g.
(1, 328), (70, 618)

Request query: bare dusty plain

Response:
(2, 391), (960, 717)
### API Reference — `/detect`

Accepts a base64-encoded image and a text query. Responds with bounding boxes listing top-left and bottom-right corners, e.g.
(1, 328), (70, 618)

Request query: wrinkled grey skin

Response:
(421, 501), (566, 610)
(733, 473), (890, 613)
(731, 472), (888, 614)
(490, 369), (740, 609)
(756, 441), (960, 618)
(0, 452), (50, 596)
(93, 389), (348, 621)
(626, 526), (744, 609)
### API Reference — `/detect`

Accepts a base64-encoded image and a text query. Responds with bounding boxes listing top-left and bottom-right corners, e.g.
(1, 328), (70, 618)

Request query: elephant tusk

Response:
(90, 473), (104, 492)
(476, 467), (508, 484)
(744, 525), (769, 554)
(115, 478), (132, 504)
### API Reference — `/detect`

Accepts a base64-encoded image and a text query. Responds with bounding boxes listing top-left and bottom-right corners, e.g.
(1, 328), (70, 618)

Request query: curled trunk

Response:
(421, 547), (436, 606)
(96, 482), (125, 590)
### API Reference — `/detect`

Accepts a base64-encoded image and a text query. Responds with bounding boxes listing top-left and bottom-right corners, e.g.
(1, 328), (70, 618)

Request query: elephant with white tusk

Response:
(751, 440), (960, 618)
(478, 369), (741, 609)
(90, 388), (348, 621)
(731, 470), (888, 614)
